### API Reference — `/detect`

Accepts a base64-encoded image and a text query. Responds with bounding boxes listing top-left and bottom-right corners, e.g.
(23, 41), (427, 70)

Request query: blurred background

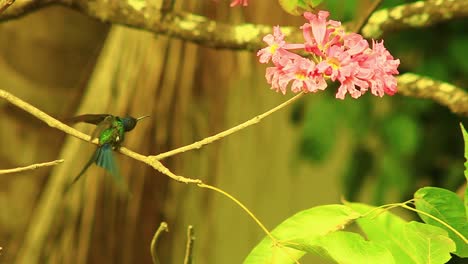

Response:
(0, 0), (467, 263)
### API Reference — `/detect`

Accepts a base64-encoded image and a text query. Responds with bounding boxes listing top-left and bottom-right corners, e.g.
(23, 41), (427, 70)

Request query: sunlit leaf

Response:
(402, 221), (455, 264)
(244, 205), (360, 263)
(346, 203), (416, 263)
(414, 187), (468, 257)
(299, 231), (395, 264)
(347, 203), (456, 263)
(278, 0), (323, 16)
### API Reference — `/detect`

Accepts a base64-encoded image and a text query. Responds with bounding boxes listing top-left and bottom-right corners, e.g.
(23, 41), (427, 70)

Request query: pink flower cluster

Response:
(257, 11), (400, 99)
(230, 0), (248, 7)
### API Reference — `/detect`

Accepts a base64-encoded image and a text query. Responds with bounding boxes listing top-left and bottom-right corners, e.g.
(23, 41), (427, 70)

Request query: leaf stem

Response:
(153, 93), (304, 160)
(197, 183), (274, 241)
(400, 203), (468, 244)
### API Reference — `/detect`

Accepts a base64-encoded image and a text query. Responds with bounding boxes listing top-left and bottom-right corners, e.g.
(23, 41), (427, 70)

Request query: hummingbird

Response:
(65, 114), (150, 191)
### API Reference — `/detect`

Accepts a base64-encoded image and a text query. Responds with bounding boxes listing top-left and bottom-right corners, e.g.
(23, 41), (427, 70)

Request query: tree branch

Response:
(0, 0), (286, 51)
(397, 73), (468, 116)
(361, 0), (468, 39)
(0, 0), (15, 13)
(0, 159), (64, 174)
(2, 0), (467, 51)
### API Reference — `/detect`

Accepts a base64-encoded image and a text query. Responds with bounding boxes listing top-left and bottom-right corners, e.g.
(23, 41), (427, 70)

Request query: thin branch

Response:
(352, 0), (384, 34)
(150, 222), (169, 264)
(0, 89), (200, 184)
(396, 73), (468, 116)
(0, 89), (98, 144)
(183, 225), (195, 264)
(153, 93), (304, 160)
(0, 0), (15, 13)
(0, 88), (282, 252)
(0, 159), (64, 175)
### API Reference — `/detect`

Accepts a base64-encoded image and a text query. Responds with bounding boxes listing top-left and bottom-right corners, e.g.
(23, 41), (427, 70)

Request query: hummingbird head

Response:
(121, 115), (150, 132)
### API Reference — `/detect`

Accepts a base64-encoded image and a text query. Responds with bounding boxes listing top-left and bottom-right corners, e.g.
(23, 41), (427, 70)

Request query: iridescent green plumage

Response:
(65, 114), (149, 192)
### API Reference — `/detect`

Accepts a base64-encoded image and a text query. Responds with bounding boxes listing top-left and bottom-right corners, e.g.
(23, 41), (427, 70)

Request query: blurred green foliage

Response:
(293, 0), (468, 206)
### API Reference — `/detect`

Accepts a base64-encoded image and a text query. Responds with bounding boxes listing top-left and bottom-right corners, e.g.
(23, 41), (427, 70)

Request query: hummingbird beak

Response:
(136, 115), (150, 122)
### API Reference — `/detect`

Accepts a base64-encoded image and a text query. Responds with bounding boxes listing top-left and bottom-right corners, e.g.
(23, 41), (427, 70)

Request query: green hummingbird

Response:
(65, 114), (149, 191)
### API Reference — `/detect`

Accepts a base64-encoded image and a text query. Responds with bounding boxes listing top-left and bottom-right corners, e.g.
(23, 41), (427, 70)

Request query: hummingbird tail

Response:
(64, 147), (100, 193)
(64, 144), (129, 195)
(95, 144), (128, 192)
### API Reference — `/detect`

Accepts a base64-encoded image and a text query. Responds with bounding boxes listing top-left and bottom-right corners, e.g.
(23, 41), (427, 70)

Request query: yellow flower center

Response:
(269, 43), (279, 54)
(295, 72), (307, 80)
(327, 57), (341, 69)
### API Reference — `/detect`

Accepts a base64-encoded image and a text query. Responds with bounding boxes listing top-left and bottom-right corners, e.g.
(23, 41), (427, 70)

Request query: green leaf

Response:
(414, 187), (468, 257)
(347, 203), (456, 263)
(346, 203), (416, 263)
(278, 0), (323, 16)
(244, 205), (360, 263)
(461, 123), (468, 219)
(301, 231), (395, 264)
(402, 222), (455, 264)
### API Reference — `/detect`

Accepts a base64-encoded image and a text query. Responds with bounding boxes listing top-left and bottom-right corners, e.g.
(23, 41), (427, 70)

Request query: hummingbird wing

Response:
(90, 115), (115, 140)
(64, 114), (112, 125)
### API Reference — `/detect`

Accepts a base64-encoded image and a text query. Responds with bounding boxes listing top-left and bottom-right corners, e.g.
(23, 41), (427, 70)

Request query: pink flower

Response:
(257, 10), (400, 99)
(265, 56), (296, 94)
(283, 58), (327, 93)
(230, 0), (248, 7)
(302, 11), (344, 57)
(367, 40), (400, 96)
(257, 26), (304, 64)
(257, 26), (286, 64)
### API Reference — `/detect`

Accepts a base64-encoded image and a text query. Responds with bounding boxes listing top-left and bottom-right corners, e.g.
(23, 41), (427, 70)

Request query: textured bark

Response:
(1, 0), (467, 116)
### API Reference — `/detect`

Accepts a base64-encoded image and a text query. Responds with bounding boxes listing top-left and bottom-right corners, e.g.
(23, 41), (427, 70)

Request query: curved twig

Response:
(150, 222), (169, 264)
